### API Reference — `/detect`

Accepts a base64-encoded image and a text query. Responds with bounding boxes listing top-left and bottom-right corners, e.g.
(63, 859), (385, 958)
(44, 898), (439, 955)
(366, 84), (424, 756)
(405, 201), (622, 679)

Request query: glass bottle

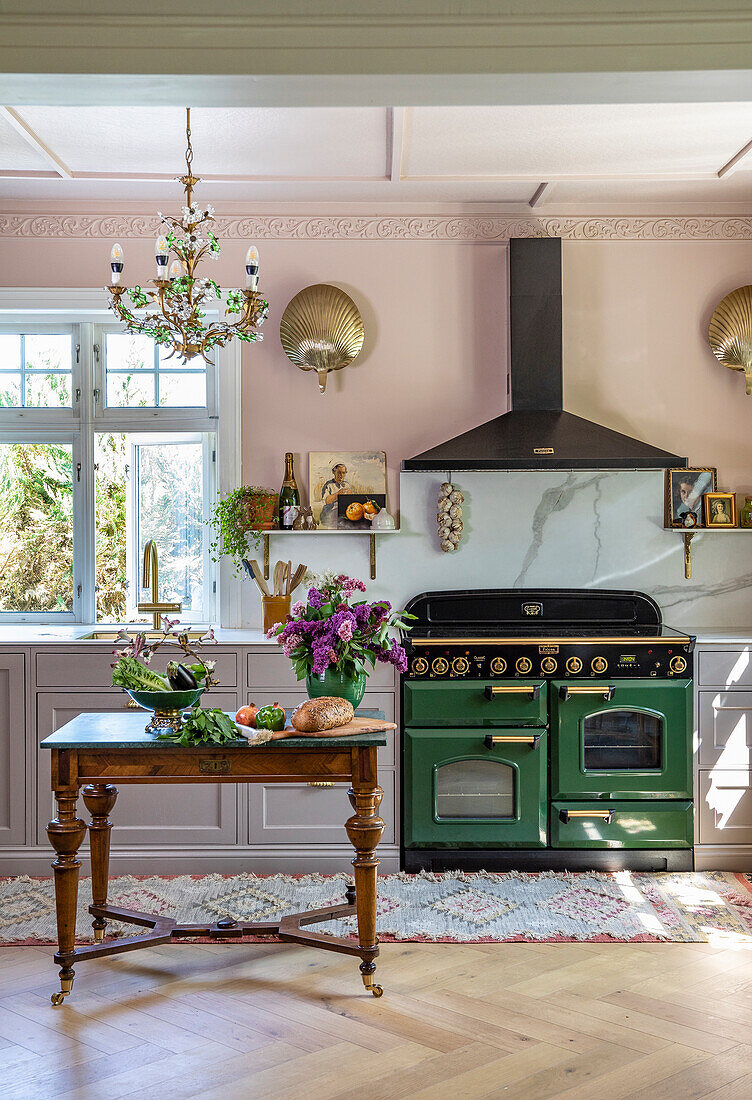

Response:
(740, 497), (752, 528)
(278, 453), (300, 530)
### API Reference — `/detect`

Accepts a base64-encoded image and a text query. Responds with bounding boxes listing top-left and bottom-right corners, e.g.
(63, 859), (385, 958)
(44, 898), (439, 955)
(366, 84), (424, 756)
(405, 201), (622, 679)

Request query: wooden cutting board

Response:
(238, 716), (396, 743)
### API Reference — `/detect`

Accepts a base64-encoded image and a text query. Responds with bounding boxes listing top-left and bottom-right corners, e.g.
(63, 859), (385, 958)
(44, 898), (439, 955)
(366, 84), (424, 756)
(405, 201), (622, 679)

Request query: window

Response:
(582, 710), (663, 771)
(0, 306), (223, 625)
(435, 760), (515, 819)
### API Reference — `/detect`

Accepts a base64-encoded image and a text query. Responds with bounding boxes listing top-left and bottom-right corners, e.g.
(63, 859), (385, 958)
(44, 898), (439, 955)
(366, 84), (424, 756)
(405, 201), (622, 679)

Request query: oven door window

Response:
(435, 759), (515, 819)
(582, 709), (662, 771)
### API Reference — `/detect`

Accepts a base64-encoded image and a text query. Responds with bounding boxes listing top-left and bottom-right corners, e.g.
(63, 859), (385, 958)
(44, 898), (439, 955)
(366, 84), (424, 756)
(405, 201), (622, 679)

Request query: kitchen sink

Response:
(81, 629), (209, 642)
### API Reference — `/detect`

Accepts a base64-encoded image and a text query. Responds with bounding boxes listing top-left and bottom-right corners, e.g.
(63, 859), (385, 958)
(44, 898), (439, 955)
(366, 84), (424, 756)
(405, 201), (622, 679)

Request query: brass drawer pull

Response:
(484, 733), (542, 750)
(559, 808), (614, 824)
(559, 685), (615, 701)
(307, 782), (335, 788)
(484, 685), (541, 700)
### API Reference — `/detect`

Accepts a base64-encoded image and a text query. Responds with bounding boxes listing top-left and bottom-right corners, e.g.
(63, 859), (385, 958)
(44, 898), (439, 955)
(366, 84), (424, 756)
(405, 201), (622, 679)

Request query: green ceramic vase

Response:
(306, 668), (367, 708)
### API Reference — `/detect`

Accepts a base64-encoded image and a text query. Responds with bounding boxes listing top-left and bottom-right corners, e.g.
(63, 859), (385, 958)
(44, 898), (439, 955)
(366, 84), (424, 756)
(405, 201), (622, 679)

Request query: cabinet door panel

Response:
(36, 691), (238, 846)
(698, 649), (752, 688)
(698, 690), (752, 767)
(0, 654), (26, 845)
(249, 771), (395, 845)
(248, 650), (395, 691)
(698, 769), (752, 844)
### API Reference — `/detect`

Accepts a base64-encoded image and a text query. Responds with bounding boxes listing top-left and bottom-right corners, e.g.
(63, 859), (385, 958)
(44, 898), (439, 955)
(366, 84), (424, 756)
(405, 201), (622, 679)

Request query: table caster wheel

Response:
(51, 992), (66, 1006)
(371, 985), (384, 998)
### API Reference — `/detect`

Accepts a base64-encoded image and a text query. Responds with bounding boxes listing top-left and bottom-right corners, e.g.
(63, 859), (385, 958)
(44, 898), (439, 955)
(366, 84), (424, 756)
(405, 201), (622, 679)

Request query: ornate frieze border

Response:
(1, 213), (751, 241)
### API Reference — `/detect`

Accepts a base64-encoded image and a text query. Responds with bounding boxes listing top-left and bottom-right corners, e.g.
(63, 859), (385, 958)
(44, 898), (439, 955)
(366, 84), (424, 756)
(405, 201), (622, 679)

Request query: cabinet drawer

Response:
(551, 800), (693, 849)
(248, 650), (395, 691)
(245, 692), (396, 767)
(698, 769), (752, 844)
(698, 690), (752, 767)
(698, 648), (752, 688)
(404, 680), (547, 728)
(36, 647), (239, 689)
(249, 770), (395, 845)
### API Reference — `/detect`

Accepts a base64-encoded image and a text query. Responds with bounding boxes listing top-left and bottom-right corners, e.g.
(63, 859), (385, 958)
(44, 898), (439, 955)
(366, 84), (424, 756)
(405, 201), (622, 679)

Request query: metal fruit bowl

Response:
(125, 688), (204, 734)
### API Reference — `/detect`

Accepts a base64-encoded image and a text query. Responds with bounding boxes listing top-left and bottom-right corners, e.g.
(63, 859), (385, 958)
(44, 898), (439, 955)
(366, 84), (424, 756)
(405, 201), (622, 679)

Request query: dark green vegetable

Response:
(157, 704), (239, 746)
(112, 656), (170, 692)
(255, 701), (286, 732)
(166, 661), (198, 691)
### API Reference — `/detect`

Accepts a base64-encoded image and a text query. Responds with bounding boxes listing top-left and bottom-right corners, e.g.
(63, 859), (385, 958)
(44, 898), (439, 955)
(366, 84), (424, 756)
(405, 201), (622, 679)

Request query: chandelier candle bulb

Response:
(109, 243), (124, 284)
(169, 259), (183, 280)
(155, 235), (169, 277)
(245, 246), (259, 290)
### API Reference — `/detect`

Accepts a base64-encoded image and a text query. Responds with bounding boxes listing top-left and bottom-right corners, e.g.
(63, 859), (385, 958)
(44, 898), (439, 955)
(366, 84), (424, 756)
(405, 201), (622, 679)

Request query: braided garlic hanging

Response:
(437, 482), (464, 552)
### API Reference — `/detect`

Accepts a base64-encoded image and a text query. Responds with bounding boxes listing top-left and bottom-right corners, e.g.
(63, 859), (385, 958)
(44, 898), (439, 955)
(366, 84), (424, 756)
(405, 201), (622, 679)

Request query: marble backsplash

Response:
(239, 471), (752, 633)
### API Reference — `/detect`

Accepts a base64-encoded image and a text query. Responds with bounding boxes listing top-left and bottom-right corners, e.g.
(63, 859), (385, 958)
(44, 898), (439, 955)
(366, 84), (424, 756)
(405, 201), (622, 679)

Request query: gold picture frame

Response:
(664, 467), (717, 529)
(704, 492), (737, 528)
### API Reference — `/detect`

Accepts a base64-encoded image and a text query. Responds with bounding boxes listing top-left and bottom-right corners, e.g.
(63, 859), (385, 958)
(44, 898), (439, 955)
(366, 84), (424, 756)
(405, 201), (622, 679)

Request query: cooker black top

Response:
(404, 589), (685, 640)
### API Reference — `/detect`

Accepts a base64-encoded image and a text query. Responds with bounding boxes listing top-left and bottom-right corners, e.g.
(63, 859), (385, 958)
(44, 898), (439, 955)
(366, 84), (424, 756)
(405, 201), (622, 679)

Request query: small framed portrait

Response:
(664, 467), (717, 529)
(704, 492), (737, 528)
(309, 451), (387, 529)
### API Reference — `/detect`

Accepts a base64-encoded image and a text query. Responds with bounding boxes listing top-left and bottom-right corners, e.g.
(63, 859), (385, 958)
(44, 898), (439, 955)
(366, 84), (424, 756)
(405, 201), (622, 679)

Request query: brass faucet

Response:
(137, 540), (182, 630)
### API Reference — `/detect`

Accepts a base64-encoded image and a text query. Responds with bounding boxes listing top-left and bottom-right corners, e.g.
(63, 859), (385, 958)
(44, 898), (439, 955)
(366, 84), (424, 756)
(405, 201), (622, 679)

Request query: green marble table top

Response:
(40, 708), (388, 750)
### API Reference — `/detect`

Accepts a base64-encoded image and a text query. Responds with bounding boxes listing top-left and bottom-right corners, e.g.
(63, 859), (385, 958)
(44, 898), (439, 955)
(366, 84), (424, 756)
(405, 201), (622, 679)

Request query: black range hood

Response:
(403, 237), (687, 472)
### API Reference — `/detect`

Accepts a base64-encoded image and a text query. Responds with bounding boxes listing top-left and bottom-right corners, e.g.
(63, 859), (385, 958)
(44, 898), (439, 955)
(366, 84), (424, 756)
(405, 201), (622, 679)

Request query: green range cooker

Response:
(401, 589), (694, 872)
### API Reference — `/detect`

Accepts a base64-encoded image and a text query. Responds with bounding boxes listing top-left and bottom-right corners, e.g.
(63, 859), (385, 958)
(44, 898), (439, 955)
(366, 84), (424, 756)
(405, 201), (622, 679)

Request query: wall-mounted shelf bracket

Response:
(683, 531), (695, 580)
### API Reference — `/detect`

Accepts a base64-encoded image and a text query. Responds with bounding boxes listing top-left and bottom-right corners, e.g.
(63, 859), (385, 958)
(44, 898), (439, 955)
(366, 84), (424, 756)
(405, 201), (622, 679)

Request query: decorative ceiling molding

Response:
(1, 212), (752, 241)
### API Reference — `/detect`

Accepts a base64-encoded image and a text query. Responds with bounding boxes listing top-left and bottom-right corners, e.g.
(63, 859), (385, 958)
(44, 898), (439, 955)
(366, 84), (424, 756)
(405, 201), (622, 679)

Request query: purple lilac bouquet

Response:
(268, 572), (414, 681)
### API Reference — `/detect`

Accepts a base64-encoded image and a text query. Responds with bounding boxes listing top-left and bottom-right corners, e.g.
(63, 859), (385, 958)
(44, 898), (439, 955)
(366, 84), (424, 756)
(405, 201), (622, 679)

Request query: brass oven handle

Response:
(485, 685), (541, 700)
(484, 733), (542, 750)
(559, 685), (615, 701)
(559, 808), (614, 824)
(307, 782), (335, 788)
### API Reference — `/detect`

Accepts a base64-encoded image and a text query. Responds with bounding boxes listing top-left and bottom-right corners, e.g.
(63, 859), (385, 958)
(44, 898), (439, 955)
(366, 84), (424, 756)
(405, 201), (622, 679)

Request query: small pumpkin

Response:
(345, 501), (364, 521)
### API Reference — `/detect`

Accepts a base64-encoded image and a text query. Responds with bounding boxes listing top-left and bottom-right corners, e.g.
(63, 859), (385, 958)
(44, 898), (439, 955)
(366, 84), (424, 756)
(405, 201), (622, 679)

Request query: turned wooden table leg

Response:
(346, 746), (385, 997)
(47, 789), (86, 1005)
(82, 784), (118, 943)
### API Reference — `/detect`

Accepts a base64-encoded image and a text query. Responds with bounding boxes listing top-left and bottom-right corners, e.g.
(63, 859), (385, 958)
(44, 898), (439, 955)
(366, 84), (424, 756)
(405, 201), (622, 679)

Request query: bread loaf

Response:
(291, 697), (354, 732)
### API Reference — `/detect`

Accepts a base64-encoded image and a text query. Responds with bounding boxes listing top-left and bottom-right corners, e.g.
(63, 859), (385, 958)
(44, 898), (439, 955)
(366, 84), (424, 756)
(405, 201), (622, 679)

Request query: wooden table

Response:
(40, 713), (387, 1006)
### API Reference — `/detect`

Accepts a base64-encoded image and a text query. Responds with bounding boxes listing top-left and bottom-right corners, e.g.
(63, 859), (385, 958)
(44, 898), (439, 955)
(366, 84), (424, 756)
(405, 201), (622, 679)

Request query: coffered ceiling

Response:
(1, 104), (751, 207)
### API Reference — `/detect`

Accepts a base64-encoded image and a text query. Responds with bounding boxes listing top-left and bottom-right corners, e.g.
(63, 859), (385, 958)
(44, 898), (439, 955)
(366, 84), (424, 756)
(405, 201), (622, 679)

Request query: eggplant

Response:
(166, 661), (198, 691)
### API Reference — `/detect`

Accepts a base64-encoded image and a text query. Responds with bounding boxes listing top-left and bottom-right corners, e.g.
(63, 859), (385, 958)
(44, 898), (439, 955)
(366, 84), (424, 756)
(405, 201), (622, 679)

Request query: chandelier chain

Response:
(185, 107), (193, 173)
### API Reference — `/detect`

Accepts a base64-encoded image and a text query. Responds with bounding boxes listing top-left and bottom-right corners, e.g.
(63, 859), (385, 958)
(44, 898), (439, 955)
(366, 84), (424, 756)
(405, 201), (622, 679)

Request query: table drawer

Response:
(551, 800), (693, 849)
(698, 769), (752, 844)
(244, 693), (396, 767)
(698, 649), (752, 688)
(36, 647), (239, 689)
(248, 770), (395, 845)
(698, 690), (752, 767)
(403, 680), (547, 728)
(248, 650), (395, 690)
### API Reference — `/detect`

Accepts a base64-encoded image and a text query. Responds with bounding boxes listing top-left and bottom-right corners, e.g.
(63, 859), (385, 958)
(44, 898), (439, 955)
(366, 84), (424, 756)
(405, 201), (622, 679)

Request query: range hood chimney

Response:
(403, 237), (687, 471)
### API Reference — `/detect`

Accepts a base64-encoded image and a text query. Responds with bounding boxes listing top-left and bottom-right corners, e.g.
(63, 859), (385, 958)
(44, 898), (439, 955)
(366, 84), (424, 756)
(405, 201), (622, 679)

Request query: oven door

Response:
(551, 679), (692, 799)
(404, 728), (547, 848)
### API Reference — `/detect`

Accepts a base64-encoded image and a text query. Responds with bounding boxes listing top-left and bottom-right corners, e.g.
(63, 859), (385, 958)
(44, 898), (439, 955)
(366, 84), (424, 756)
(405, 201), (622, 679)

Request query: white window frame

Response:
(0, 289), (239, 626)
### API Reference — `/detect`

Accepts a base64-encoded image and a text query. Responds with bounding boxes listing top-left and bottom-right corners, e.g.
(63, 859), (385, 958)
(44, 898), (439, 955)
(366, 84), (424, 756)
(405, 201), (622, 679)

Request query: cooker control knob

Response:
(489, 656), (507, 676)
(669, 655), (687, 674)
(451, 656), (470, 676)
(516, 656), (533, 675)
(540, 656), (558, 674)
(591, 655), (608, 674)
(412, 656), (429, 676)
(565, 656), (583, 674)
(431, 656), (449, 675)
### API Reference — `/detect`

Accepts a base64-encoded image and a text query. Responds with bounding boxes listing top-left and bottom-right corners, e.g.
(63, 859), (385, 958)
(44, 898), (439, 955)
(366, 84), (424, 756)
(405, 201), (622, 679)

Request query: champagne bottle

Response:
(278, 452), (300, 529)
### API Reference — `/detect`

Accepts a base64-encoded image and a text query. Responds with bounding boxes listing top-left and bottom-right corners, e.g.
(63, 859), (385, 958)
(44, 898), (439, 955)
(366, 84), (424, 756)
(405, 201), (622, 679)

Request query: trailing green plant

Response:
(207, 485), (277, 575)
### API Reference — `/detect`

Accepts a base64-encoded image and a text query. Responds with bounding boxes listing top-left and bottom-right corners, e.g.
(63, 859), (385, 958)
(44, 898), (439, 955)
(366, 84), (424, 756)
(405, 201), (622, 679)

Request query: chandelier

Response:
(106, 108), (268, 364)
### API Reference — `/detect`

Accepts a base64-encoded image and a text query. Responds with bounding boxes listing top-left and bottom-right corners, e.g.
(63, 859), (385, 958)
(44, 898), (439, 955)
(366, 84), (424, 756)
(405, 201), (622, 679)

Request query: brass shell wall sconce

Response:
(708, 285), (752, 395)
(279, 283), (364, 393)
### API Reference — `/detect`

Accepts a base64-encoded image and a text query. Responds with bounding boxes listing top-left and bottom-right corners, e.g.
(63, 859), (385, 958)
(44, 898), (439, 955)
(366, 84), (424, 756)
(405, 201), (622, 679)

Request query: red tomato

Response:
(235, 704), (258, 728)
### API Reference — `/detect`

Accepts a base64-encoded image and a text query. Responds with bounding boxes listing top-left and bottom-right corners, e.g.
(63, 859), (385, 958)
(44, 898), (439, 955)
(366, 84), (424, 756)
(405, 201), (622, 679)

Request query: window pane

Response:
(436, 760), (515, 819)
(137, 441), (205, 614)
(106, 371), (155, 408)
(106, 333), (154, 370)
(25, 334), (71, 372)
(0, 443), (74, 613)
(0, 374), (21, 406)
(94, 434), (128, 622)
(583, 710), (662, 771)
(0, 334), (20, 368)
(25, 371), (71, 408)
(158, 372), (206, 407)
(0, 333), (72, 409)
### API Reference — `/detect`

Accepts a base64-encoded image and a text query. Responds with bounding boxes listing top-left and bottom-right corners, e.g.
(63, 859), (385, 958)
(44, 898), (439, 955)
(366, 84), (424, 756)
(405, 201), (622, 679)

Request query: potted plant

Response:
(208, 485), (277, 574)
(267, 571), (414, 707)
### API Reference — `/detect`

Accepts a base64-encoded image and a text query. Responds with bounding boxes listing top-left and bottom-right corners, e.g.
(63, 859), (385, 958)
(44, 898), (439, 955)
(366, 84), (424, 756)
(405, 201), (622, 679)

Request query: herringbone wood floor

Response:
(1, 939), (751, 1099)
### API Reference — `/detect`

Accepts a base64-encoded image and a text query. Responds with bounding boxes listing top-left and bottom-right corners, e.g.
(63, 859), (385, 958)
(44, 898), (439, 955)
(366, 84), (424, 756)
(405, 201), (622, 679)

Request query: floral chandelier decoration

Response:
(107, 108), (268, 364)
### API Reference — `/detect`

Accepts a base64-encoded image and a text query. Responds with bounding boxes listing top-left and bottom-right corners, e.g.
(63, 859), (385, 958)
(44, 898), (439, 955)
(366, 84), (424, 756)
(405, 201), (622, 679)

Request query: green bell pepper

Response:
(255, 701), (286, 732)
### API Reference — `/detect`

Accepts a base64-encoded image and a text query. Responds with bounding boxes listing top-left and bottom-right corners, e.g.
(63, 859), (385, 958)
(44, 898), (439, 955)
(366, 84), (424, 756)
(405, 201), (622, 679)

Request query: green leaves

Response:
(112, 656), (170, 691)
(157, 704), (239, 746)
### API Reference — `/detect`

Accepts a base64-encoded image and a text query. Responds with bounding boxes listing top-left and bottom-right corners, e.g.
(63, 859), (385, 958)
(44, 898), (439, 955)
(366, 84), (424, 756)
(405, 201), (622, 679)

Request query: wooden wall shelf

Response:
(667, 528), (752, 580)
(261, 529), (399, 581)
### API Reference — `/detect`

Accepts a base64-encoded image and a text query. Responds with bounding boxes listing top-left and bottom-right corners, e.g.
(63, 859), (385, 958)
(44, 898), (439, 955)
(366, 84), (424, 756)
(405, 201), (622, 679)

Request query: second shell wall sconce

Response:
(279, 283), (365, 393)
(708, 284), (752, 395)
(437, 482), (464, 552)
